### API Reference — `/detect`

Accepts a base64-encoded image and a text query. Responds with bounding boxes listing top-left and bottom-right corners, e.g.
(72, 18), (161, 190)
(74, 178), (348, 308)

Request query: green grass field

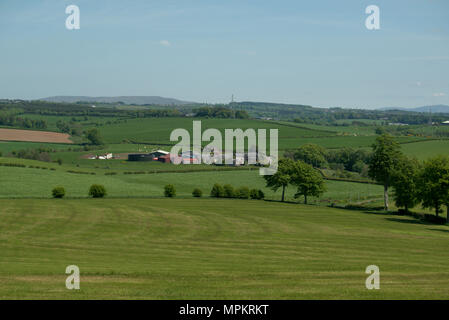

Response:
(401, 140), (449, 160)
(0, 158), (385, 207)
(84, 117), (337, 151)
(1, 116), (449, 300)
(0, 198), (448, 299)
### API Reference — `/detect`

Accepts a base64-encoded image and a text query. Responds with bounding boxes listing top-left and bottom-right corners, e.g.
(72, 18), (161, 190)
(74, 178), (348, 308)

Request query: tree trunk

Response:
(304, 195), (307, 204)
(447, 205), (449, 223)
(405, 204), (408, 214)
(281, 185), (285, 202)
(435, 202), (439, 217)
(383, 184), (389, 211)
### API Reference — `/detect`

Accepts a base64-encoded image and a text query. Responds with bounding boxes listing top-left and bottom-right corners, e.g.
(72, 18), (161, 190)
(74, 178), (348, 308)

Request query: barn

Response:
(128, 150), (170, 162)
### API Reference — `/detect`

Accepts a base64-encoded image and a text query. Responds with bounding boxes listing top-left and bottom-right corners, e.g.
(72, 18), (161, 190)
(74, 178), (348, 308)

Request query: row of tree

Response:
(285, 144), (372, 173)
(0, 108), (47, 129)
(369, 134), (449, 220)
(193, 106), (249, 119)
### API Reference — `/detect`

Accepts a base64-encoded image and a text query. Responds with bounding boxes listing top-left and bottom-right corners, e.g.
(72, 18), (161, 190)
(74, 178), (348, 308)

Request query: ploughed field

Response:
(0, 128), (72, 144)
(0, 198), (448, 299)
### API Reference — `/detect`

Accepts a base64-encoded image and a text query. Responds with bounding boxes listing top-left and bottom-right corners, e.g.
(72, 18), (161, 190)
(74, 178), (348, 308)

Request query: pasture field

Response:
(0, 141), (72, 155)
(0, 158), (384, 207)
(275, 121), (379, 136)
(0, 198), (448, 299)
(401, 139), (449, 160)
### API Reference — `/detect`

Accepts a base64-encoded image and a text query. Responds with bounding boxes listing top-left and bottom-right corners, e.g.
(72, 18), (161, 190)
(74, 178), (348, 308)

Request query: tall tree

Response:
(291, 160), (326, 204)
(264, 158), (295, 202)
(418, 156), (449, 219)
(391, 156), (420, 213)
(368, 134), (402, 210)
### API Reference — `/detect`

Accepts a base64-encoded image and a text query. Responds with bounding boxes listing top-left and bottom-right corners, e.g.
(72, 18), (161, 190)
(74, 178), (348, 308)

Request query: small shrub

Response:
(192, 188), (202, 197)
(164, 184), (176, 197)
(210, 183), (224, 198)
(89, 184), (107, 198)
(249, 189), (259, 199)
(250, 189), (265, 200)
(57, 158), (63, 165)
(236, 186), (250, 199)
(223, 184), (235, 198)
(52, 186), (65, 198)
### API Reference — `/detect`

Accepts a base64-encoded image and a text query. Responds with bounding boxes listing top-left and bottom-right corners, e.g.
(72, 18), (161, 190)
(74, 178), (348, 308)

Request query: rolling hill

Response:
(39, 96), (195, 105)
(380, 105), (449, 114)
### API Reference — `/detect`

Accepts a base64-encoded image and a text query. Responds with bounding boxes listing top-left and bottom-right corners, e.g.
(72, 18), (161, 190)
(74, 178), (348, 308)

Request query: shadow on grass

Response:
(337, 205), (392, 216)
(263, 199), (300, 205)
(428, 228), (449, 233)
(385, 217), (434, 225)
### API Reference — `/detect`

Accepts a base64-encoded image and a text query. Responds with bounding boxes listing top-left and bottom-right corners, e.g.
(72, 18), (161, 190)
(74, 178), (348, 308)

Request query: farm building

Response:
(442, 120), (449, 125)
(128, 150), (170, 162)
(89, 153), (113, 160)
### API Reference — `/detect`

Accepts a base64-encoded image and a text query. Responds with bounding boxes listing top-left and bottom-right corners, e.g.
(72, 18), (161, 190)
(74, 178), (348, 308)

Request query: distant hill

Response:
(379, 105), (449, 114)
(39, 96), (195, 105)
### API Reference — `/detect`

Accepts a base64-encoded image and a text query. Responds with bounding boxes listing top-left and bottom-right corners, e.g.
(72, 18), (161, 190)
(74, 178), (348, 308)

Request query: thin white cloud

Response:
(159, 40), (171, 47)
(433, 93), (446, 97)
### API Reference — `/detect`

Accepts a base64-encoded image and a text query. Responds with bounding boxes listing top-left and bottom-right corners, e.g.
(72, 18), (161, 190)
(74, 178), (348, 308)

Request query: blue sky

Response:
(0, 0), (448, 108)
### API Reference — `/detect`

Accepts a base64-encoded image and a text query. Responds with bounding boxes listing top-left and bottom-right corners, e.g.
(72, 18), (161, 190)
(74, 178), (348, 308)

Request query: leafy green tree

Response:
(326, 147), (371, 172)
(368, 134), (402, 210)
(263, 158), (295, 202)
(86, 128), (104, 145)
(235, 186), (250, 199)
(223, 184), (235, 198)
(391, 156), (420, 213)
(291, 161), (326, 204)
(294, 144), (327, 168)
(249, 189), (259, 199)
(210, 183), (224, 198)
(89, 184), (106, 198)
(418, 156), (449, 219)
(164, 184), (176, 197)
(52, 186), (65, 198)
(192, 188), (202, 197)
(235, 110), (249, 119)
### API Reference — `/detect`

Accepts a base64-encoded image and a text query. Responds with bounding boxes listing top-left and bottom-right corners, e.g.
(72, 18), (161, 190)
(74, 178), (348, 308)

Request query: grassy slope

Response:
(0, 198), (448, 299)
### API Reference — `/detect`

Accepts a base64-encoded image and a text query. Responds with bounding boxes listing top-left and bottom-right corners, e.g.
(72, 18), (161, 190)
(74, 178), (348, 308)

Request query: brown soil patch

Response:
(0, 128), (73, 144)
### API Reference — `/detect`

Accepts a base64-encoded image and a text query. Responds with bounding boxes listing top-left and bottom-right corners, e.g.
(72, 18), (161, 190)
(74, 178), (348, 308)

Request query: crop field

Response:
(84, 117), (334, 148)
(0, 198), (448, 299)
(275, 121), (380, 136)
